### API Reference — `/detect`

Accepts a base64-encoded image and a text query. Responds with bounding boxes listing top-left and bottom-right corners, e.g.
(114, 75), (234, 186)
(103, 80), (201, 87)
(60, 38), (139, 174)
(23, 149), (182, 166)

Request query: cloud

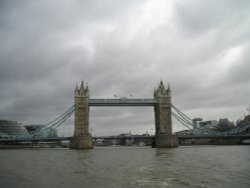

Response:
(0, 0), (250, 136)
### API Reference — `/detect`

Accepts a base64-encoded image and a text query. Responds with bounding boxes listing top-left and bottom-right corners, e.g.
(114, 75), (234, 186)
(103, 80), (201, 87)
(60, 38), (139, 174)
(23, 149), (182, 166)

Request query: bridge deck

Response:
(1, 135), (249, 143)
(89, 99), (158, 106)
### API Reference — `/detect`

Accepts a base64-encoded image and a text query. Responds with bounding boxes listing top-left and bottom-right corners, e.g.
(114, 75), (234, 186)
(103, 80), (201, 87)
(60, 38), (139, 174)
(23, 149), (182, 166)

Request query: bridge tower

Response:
(153, 81), (178, 147)
(70, 81), (93, 149)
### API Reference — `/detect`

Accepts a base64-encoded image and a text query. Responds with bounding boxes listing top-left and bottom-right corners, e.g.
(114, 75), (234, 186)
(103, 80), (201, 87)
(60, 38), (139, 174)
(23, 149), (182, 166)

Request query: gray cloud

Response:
(0, 0), (250, 136)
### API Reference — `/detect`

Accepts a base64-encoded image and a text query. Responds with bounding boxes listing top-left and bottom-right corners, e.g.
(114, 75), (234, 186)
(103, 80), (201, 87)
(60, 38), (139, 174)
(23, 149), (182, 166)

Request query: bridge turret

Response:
(71, 80), (93, 149)
(167, 83), (171, 95)
(79, 81), (85, 95)
(75, 81), (89, 97)
(154, 81), (171, 98)
(86, 83), (89, 93)
(153, 81), (178, 147)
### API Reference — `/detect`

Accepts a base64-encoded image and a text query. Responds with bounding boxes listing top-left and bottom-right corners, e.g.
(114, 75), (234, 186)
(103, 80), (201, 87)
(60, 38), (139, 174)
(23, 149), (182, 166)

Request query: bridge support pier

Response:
(70, 134), (93, 149)
(153, 134), (178, 148)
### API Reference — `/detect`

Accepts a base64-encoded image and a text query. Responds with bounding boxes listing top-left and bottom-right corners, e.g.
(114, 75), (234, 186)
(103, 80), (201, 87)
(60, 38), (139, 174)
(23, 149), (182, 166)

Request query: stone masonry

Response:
(153, 81), (178, 147)
(70, 81), (93, 149)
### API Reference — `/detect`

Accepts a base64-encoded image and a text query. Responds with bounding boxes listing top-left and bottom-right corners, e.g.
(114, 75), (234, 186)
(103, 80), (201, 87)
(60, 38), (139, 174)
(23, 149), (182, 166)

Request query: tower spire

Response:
(86, 82), (89, 92)
(80, 81), (84, 90)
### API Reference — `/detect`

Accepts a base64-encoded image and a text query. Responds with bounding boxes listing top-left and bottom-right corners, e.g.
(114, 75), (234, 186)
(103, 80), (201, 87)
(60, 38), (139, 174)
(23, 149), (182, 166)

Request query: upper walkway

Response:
(89, 99), (158, 106)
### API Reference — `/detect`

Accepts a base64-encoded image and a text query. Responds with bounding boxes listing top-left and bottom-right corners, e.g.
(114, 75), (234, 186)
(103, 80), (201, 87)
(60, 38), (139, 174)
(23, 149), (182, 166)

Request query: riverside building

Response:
(0, 119), (30, 139)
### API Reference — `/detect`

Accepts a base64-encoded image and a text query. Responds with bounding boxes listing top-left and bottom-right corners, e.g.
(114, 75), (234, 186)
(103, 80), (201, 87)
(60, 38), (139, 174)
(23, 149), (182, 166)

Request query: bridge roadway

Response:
(0, 137), (71, 143)
(0, 135), (153, 143)
(89, 99), (158, 106)
(177, 135), (250, 139)
(1, 135), (250, 143)
(93, 135), (154, 140)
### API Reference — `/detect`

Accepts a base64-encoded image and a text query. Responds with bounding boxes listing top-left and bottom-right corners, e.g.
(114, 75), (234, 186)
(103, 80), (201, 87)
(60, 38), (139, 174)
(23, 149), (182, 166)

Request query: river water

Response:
(0, 146), (249, 188)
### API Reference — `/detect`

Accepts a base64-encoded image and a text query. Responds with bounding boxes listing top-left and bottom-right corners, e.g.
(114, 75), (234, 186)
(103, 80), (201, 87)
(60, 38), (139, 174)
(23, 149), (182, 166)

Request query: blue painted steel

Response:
(0, 137), (71, 142)
(33, 105), (75, 137)
(89, 99), (158, 106)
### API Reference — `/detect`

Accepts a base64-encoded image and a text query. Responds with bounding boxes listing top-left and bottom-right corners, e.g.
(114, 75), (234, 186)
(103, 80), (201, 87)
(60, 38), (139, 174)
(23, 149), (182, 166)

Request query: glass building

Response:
(0, 119), (30, 139)
(24, 125), (58, 138)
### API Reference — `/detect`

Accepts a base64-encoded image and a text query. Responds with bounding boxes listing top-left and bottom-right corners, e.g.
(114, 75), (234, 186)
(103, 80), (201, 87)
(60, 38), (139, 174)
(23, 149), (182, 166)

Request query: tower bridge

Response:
(2, 81), (248, 147)
(70, 81), (178, 149)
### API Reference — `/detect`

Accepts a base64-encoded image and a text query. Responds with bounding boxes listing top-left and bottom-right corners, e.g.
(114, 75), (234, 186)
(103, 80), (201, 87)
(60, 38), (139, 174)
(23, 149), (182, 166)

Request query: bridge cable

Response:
(172, 111), (192, 130)
(172, 105), (193, 122)
(35, 105), (75, 137)
(171, 106), (194, 127)
(45, 105), (75, 127)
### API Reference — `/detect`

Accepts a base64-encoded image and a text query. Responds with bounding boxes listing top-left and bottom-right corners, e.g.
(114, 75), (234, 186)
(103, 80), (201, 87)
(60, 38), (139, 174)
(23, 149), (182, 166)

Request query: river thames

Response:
(0, 145), (249, 188)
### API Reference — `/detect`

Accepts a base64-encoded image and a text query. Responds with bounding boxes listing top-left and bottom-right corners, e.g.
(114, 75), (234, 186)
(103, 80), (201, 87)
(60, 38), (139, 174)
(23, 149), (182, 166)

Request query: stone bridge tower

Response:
(153, 81), (178, 147)
(70, 81), (93, 149)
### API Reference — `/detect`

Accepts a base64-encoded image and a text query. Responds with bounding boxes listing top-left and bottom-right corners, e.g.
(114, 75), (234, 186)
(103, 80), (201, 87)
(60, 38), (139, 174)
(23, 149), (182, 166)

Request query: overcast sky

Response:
(0, 0), (250, 136)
